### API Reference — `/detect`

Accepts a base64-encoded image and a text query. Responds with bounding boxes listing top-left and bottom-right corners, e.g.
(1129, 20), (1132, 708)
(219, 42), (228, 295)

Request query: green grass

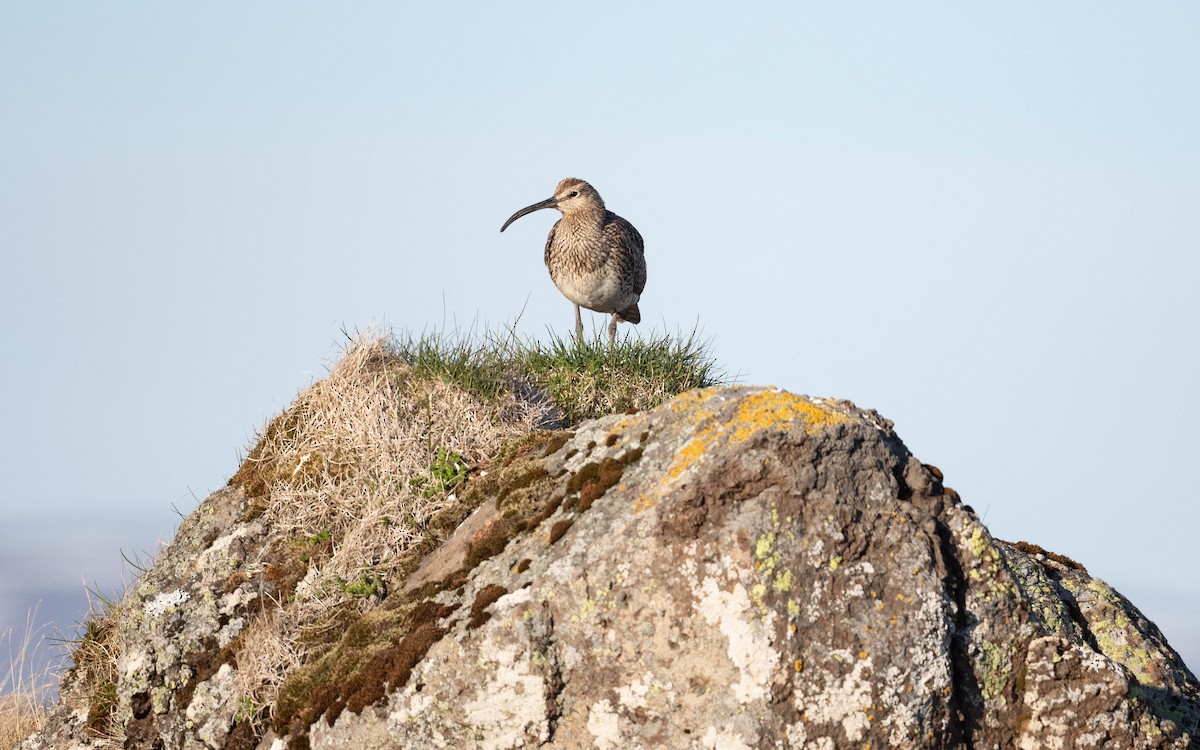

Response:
(388, 326), (726, 426)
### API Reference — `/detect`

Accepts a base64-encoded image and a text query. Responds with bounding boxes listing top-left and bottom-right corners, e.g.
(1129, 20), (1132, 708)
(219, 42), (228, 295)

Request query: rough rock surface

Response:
(22, 386), (1200, 749)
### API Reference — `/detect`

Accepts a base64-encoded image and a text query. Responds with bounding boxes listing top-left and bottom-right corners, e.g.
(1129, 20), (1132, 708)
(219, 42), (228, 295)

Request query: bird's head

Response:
(551, 178), (604, 215)
(501, 177), (605, 232)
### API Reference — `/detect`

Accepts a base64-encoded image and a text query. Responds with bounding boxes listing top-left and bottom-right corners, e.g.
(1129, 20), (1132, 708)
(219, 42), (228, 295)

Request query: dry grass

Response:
(228, 607), (303, 734)
(225, 331), (560, 716)
(1, 611), (55, 750)
(235, 333), (556, 587)
(72, 606), (123, 746)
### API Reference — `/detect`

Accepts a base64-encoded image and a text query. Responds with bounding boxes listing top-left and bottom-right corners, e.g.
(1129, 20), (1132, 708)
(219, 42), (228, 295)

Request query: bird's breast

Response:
(543, 214), (643, 313)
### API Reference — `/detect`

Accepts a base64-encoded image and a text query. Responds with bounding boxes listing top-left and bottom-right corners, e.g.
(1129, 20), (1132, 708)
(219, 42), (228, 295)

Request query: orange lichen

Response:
(730, 391), (851, 441)
(636, 390), (852, 514)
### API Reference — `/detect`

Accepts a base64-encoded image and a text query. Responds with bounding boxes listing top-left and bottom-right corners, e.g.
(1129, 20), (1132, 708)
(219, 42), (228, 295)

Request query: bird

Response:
(501, 178), (646, 347)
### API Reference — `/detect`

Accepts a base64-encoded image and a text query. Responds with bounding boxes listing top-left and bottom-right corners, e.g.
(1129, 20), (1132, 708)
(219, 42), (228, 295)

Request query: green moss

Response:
(417, 431), (565, 572)
(273, 598), (453, 745)
(495, 464), (550, 515)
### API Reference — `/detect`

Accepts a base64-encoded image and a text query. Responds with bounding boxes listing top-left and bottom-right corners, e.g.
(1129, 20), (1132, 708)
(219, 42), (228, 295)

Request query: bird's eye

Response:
(568, 191), (578, 197)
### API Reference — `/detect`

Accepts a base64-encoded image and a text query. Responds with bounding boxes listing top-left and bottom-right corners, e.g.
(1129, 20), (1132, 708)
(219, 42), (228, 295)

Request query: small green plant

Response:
(338, 572), (385, 599)
(307, 530), (332, 546)
(409, 448), (470, 499)
(234, 695), (258, 723)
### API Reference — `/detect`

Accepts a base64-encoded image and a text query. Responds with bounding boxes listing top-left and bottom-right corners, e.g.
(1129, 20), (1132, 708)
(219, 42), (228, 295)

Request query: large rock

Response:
(23, 386), (1200, 749)
(282, 387), (1200, 749)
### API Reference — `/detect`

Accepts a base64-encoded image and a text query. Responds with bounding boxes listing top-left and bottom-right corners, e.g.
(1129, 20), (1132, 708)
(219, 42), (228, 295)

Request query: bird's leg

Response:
(574, 304), (584, 344)
(608, 314), (618, 348)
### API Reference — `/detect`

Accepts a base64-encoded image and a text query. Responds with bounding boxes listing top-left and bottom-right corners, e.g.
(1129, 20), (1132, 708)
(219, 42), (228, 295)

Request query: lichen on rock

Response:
(20, 375), (1200, 749)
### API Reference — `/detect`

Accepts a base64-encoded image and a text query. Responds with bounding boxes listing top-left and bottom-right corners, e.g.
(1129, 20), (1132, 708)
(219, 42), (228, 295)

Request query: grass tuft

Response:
(387, 324), (725, 426)
(71, 598), (123, 743)
(515, 327), (724, 424)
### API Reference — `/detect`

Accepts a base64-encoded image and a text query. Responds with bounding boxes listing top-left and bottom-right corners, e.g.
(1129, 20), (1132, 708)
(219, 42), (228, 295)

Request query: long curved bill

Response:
(500, 197), (557, 232)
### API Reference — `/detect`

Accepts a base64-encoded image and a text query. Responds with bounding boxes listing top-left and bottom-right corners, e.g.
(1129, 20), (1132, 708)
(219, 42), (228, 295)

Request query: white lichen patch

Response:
(617, 671), (656, 710)
(461, 645), (548, 750)
(216, 616), (244, 648)
(120, 647), (149, 684)
(143, 589), (189, 618)
(867, 481), (890, 504)
(186, 662), (237, 749)
(197, 522), (260, 565)
(795, 651), (875, 741)
(388, 687), (436, 727)
(586, 699), (621, 750)
(700, 723), (754, 750)
(694, 576), (778, 705)
(219, 585), (257, 614)
(492, 586), (533, 614)
(561, 642), (582, 672)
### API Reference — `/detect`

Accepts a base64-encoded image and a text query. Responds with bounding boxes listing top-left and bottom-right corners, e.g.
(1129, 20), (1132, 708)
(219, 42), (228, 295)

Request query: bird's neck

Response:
(560, 207), (605, 227)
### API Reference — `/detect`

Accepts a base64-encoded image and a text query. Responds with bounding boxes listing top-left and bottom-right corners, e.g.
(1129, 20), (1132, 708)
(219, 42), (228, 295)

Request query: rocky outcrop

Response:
(23, 386), (1199, 749)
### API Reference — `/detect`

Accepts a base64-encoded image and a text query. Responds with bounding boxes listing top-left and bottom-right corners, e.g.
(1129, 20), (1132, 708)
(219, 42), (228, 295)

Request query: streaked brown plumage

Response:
(501, 178), (646, 346)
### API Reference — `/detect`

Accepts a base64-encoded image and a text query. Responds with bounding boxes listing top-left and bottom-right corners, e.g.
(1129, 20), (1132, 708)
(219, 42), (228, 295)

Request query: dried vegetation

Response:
(1, 612), (55, 750)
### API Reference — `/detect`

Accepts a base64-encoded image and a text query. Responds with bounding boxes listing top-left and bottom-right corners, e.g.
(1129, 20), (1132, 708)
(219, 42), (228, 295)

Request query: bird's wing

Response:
(606, 213), (647, 296)
(543, 219), (560, 268)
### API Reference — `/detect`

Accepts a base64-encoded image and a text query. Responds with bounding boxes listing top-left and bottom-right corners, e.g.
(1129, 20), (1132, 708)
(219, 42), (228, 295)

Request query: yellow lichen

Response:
(730, 391), (851, 442)
(773, 569), (792, 592)
(638, 390), (853, 513)
(750, 582), (768, 609)
(755, 533), (776, 561)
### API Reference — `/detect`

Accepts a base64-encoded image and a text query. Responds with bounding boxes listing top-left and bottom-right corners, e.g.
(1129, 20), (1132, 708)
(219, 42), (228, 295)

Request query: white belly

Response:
(552, 269), (635, 313)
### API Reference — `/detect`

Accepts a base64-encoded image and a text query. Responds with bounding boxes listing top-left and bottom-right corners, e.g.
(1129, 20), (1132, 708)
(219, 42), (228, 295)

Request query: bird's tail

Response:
(617, 304), (641, 325)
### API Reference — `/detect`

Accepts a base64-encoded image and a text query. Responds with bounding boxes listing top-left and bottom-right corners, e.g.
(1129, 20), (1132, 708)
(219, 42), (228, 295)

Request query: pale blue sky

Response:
(2, 3), (1197, 678)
